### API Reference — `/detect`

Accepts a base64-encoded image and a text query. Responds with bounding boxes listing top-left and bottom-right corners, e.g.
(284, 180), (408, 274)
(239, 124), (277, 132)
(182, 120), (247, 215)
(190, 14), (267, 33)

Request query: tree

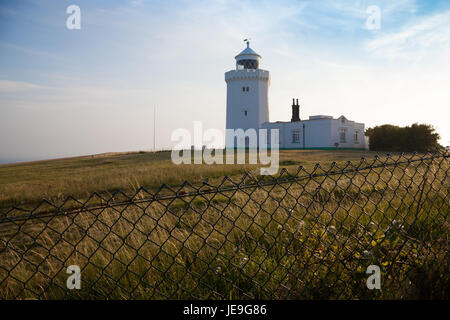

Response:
(365, 123), (441, 152)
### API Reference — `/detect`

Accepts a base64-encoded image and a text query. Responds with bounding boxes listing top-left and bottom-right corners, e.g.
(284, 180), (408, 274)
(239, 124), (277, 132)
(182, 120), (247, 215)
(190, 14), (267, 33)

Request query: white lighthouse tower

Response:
(225, 40), (270, 148)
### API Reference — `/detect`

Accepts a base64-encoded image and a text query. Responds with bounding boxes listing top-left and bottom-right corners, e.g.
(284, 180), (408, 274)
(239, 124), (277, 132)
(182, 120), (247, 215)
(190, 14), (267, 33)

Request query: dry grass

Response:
(0, 152), (448, 299)
(0, 150), (379, 209)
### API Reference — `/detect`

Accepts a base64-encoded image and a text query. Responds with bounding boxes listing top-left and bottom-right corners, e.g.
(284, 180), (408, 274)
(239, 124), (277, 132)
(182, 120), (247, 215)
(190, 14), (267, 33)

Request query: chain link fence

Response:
(0, 152), (448, 299)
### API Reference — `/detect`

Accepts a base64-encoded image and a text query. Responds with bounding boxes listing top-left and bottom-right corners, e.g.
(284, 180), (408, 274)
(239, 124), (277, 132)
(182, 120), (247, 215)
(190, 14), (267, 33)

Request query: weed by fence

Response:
(0, 152), (448, 299)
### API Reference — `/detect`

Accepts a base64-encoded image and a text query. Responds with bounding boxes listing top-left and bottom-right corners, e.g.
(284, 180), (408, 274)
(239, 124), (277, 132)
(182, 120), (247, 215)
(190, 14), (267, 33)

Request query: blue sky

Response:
(1, 0), (449, 162)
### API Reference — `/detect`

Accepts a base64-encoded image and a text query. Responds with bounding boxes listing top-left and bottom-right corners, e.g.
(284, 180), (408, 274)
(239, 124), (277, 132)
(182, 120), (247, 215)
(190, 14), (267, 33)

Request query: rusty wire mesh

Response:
(0, 152), (448, 299)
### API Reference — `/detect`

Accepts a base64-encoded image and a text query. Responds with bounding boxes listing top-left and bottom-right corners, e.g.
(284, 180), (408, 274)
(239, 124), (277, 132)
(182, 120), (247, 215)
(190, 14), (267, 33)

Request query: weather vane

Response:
(243, 38), (251, 47)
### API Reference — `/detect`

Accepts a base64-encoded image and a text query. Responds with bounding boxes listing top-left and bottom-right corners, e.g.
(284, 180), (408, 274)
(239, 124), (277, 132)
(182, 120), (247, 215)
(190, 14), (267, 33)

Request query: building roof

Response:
(235, 42), (261, 59)
(262, 114), (365, 126)
(309, 115), (333, 120)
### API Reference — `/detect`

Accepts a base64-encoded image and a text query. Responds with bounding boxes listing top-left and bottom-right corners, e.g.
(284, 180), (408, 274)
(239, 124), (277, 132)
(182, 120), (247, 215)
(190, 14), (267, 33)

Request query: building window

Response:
(292, 129), (300, 143)
(242, 86), (249, 92)
(244, 110), (248, 116)
(340, 128), (347, 143)
(354, 130), (359, 143)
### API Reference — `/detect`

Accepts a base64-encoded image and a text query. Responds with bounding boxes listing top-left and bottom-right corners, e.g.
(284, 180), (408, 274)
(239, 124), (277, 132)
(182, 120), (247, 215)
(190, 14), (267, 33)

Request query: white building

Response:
(225, 41), (368, 150)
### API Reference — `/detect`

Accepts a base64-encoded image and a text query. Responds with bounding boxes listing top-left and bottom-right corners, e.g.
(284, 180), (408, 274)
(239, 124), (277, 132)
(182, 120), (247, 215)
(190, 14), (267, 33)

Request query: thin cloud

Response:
(365, 10), (450, 60)
(0, 42), (70, 63)
(0, 80), (48, 92)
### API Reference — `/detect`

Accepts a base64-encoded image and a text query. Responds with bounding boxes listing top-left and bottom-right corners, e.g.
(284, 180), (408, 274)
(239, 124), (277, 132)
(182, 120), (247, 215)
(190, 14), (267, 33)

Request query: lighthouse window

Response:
(237, 59), (259, 70)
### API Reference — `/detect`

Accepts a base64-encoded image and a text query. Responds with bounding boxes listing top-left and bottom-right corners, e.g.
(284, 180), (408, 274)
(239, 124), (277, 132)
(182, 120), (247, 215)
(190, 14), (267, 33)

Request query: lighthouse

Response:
(225, 40), (270, 148)
(224, 40), (367, 150)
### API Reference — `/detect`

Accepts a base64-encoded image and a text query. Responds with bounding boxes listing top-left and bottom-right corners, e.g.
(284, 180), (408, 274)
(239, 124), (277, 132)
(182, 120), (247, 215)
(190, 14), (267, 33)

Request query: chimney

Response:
(291, 98), (300, 122)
